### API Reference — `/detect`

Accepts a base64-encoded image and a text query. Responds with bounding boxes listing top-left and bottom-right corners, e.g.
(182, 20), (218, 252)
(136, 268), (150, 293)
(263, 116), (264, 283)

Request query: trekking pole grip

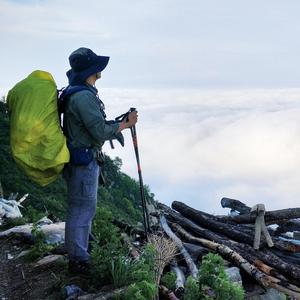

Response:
(126, 107), (137, 122)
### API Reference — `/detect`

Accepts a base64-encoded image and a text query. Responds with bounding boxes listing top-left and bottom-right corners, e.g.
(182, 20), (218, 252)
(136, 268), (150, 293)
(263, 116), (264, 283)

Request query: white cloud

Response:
(101, 88), (300, 213)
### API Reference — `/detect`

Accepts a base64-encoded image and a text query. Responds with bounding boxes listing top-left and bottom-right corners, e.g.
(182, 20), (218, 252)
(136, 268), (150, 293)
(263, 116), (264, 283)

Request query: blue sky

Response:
(1, 0), (300, 212)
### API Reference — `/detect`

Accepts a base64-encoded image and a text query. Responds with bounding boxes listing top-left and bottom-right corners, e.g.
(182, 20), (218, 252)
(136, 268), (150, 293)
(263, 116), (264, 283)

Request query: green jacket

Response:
(63, 85), (119, 150)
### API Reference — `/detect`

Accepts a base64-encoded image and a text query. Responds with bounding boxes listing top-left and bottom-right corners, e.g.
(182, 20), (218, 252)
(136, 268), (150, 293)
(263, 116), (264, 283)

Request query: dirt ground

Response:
(0, 238), (68, 300)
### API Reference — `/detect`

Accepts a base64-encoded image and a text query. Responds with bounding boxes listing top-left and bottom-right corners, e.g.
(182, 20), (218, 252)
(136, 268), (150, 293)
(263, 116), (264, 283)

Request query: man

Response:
(62, 47), (137, 274)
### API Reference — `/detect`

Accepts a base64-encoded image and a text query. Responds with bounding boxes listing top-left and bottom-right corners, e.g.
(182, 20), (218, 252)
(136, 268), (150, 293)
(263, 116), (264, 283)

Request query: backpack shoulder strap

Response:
(58, 85), (94, 136)
(59, 85), (91, 101)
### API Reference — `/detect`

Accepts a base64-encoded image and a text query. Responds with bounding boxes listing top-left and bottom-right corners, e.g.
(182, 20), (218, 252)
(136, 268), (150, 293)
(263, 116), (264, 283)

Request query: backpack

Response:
(6, 70), (70, 186)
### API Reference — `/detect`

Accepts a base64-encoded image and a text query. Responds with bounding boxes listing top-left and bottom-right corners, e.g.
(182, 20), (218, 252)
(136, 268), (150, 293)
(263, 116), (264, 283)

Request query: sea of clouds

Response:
(100, 88), (300, 214)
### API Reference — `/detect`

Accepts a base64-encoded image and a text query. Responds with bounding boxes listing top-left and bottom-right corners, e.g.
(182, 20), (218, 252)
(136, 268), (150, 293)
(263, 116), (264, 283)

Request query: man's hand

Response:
(117, 110), (138, 132)
(127, 110), (138, 127)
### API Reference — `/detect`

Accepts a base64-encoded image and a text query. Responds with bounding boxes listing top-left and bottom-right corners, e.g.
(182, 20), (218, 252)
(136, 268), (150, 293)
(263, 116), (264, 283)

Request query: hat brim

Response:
(67, 55), (109, 85)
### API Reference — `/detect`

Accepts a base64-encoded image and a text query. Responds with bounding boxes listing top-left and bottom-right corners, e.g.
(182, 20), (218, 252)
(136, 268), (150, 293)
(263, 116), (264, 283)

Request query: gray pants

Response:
(63, 159), (100, 262)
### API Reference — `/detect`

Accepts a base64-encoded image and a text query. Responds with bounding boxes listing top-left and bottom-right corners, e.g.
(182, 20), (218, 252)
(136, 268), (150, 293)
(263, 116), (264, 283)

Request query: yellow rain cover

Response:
(7, 70), (70, 186)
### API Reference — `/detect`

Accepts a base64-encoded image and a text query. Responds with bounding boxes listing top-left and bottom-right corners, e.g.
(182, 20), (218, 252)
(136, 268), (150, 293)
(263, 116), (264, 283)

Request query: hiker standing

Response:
(62, 47), (137, 274)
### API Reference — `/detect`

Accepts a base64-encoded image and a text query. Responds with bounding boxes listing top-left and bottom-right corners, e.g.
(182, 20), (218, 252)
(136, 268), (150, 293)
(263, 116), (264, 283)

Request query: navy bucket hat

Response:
(66, 47), (109, 85)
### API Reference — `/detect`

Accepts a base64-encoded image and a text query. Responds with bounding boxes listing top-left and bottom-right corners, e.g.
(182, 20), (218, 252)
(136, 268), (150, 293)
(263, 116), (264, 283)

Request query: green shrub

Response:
(24, 205), (45, 222)
(184, 253), (244, 300)
(123, 244), (157, 300)
(90, 207), (126, 286)
(124, 280), (157, 300)
(91, 210), (157, 300)
(111, 256), (133, 288)
(26, 224), (55, 261)
(184, 276), (202, 300)
(199, 253), (244, 300)
(161, 271), (177, 291)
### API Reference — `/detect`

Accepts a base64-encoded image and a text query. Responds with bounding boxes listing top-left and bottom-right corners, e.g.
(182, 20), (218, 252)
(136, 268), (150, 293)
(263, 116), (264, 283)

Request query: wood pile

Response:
(155, 198), (300, 299)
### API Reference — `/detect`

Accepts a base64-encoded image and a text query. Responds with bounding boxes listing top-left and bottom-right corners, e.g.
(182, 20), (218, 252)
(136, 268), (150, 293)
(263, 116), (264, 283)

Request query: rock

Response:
(147, 203), (159, 226)
(36, 216), (53, 226)
(64, 284), (84, 300)
(0, 224), (32, 237)
(0, 198), (22, 219)
(225, 267), (242, 286)
(0, 222), (65, 244)
(34, 254), (65, 269)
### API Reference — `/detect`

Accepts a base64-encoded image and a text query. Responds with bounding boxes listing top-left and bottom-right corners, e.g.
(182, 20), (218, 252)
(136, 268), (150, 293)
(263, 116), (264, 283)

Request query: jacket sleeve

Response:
(73, 91), (119, 143)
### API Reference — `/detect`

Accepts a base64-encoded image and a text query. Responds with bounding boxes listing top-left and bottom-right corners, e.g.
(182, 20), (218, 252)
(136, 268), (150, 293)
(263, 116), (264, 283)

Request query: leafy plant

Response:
(91, 210), (158, 300)
(26, 223), (55, 261)
(184, 276), (202, 300)
(111, 256), (133, 288)
(199, 253), (244, 300)
(90, 207), (126, 286)
(161, 271), (177, 291)
(123, 244), (157, 300)
(124, 280), (157, 300)
(184, 253), (244, 300)
(24, 205), (45, 222)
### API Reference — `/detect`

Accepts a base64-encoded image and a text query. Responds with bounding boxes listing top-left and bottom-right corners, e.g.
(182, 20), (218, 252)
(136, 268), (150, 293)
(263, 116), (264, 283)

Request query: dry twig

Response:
(148, 234), (178, 286)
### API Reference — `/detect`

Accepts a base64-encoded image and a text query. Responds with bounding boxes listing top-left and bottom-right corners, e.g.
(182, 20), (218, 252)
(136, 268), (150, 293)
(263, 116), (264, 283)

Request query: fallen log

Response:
(170, 259), (185, 298)
(171, 223), (300, 298)
(266, 237), (300, 252)
(172, 201), (300, 252)
(274, 219), (300, 235)
(172, 201), (257, 243)
(257, 248), (300, 283)
(171, 222), (268, 284)
(226, 243), (300, 286)
(164, 207), (229, 245)
(220, 197), (300, 225)
(163, 208), (300, 283)
(160, 215), (198, 278)
(221, 197), (251, 214)
(170, 221), (278, 281)
(218, 207), (300, 224)
(270, 248), (300, 266)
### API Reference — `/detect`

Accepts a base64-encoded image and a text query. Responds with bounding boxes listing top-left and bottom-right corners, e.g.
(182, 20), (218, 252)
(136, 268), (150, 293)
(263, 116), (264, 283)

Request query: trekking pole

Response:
(128, 109), (151, 237)
(115, 108), (151, 236)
